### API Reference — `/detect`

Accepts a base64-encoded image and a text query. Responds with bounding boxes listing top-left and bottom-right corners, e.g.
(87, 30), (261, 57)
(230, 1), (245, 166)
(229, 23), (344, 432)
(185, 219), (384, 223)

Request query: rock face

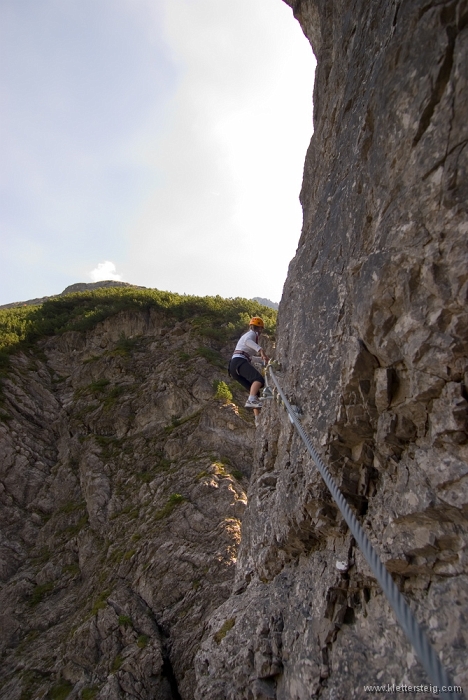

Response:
(0, 308), (257, 700)
(194, 1), (468, 698)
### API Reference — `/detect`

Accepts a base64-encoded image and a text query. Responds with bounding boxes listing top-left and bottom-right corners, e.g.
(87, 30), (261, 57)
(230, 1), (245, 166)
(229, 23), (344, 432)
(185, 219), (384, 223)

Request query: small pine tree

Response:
(213, 381), (233, 403)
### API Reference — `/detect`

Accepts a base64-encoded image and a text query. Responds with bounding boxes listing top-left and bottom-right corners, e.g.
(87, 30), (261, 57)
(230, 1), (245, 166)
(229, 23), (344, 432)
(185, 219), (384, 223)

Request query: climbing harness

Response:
(266, 363), (460, 700)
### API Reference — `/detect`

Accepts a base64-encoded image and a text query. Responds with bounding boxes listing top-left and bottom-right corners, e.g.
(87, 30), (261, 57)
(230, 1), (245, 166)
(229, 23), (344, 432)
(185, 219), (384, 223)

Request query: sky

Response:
(0, 0), (315, 306)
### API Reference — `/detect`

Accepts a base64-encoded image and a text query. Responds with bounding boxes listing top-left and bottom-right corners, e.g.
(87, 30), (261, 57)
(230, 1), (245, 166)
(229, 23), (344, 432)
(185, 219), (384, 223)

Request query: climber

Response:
(229, 317), (269, 417)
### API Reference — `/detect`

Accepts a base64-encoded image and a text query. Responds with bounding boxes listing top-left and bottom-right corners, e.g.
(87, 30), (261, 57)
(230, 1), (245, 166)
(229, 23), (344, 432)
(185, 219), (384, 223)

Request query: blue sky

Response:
(0, 0), (315, 305)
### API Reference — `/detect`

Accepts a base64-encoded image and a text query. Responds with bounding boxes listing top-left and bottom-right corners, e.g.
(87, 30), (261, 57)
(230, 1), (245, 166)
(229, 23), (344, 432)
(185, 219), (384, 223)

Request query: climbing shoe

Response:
(245, 397), (263, 409)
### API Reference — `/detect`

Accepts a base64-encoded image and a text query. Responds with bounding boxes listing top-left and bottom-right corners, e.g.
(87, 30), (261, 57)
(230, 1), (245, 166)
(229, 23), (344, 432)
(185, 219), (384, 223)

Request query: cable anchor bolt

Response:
(288, 404), (302, 424)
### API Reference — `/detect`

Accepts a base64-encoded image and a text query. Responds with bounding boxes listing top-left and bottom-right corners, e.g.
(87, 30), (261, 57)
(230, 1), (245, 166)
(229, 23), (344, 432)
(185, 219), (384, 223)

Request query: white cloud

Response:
(88, 261), (122, 282)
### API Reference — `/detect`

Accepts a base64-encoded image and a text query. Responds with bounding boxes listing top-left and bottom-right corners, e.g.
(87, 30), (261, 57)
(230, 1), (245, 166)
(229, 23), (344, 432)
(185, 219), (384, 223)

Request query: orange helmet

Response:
(249, 316), (264, 328)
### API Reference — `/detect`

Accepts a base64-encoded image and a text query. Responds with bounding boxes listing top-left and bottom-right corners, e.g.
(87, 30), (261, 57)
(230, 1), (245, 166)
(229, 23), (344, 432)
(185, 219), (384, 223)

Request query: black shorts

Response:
(229, 357), (264, 394)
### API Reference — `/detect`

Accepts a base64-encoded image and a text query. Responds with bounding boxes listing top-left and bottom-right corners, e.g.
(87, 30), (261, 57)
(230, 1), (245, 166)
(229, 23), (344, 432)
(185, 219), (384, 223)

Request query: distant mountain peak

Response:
(0, 280), (145, 310)
(252, 296), (279, 310)
(61, 280), (140, 295)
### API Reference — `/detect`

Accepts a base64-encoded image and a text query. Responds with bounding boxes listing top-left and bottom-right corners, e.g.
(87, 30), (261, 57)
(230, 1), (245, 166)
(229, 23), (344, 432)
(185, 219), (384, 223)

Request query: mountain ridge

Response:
(0, 282), (279, 312)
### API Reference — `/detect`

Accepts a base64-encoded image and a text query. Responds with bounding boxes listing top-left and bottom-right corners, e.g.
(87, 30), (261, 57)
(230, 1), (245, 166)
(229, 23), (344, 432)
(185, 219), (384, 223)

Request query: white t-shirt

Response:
(232, 330), (261, 359)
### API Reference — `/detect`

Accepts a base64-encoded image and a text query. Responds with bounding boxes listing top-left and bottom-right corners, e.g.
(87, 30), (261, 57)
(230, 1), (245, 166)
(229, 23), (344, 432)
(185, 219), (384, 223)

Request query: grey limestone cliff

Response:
(0, 306), (262, 700)
(194, 1), (468, 699)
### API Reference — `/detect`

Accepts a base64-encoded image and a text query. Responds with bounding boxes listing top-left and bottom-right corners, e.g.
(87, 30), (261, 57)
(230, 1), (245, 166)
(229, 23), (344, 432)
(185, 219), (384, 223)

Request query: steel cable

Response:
(268, 367), (462, 700)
